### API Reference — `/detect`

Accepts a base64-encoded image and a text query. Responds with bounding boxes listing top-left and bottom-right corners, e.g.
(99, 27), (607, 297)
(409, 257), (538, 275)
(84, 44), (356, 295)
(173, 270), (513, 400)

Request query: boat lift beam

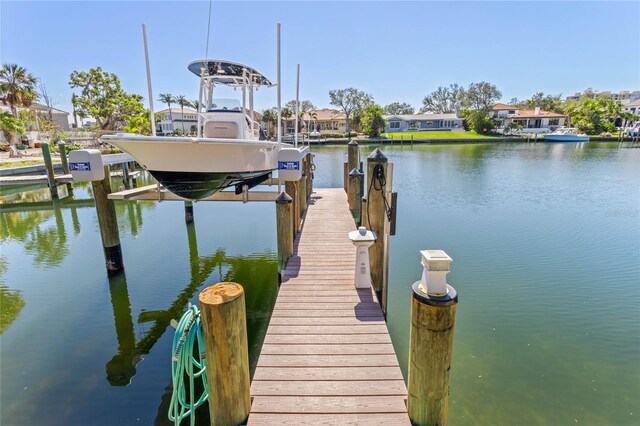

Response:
(108, 178), (281, 202)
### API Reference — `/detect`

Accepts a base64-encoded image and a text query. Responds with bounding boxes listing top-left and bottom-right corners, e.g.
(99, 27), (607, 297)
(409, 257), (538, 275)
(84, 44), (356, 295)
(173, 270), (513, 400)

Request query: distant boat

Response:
(102, 60), (284, 200)
(544, 128), (589, 142)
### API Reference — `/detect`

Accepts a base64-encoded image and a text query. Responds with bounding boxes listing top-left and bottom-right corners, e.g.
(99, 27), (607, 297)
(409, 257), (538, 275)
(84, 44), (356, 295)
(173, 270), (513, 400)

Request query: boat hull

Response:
(101, 134), (282, 200)
(544, 134), (589, 142)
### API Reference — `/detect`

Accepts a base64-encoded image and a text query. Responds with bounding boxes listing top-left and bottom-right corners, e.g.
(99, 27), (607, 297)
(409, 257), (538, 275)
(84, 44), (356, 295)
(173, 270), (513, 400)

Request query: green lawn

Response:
(383, 131), (496, 140)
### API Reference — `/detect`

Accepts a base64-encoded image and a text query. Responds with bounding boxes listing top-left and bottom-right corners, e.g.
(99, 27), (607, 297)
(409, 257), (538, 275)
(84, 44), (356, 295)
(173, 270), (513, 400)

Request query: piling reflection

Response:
(105, 220), (278, 391)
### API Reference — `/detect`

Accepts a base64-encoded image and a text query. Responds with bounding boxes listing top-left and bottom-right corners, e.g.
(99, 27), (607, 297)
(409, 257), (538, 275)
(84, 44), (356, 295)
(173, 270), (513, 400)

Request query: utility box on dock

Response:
(69, 149), (105, 182)
(278, 147), (308, 181)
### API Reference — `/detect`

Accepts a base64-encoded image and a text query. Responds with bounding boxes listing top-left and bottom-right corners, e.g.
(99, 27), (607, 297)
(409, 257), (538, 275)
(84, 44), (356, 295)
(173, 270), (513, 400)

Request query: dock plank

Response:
(249, 188), (408, 425)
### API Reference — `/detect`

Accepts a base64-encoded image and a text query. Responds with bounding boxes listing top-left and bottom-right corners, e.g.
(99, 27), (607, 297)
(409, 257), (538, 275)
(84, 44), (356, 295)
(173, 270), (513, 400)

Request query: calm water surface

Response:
(1, 142), (638, 425)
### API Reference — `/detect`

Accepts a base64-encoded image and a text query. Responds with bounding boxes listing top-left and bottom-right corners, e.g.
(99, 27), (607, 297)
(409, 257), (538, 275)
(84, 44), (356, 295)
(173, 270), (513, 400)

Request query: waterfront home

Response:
(0, 102), (70, 131)
(491, 103), (566, 133)
(283, 108), (347, 135)
(566, 90), (640, 102)
(383, 113), (464, 133)
(157, 107), (198, 135)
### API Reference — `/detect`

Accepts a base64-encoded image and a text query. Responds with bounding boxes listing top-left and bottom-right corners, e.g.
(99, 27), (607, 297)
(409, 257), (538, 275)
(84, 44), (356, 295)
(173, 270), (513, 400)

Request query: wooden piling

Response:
(366, 149), (391, 312)
(285, 180), (300, 235)
(407, 280), (458, 426)
(199, 282), (250, 426)
(91, 165), (124, 276)
(347, 139), (359, 176)
(276, 191), (294, 275)
(40, 142), (59, 199)
(121, 162), (131, 190)
(343, 161), (348, 191)
(184, 201), (194, 223)
(348, 168), (363, 225)
(299, 171), (307, 219)
(57, 141), (74, 194)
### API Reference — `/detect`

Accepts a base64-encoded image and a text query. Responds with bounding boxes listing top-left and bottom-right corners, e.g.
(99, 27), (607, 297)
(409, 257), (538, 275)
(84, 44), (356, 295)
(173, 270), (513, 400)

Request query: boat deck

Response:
(248, 188), (409, 425)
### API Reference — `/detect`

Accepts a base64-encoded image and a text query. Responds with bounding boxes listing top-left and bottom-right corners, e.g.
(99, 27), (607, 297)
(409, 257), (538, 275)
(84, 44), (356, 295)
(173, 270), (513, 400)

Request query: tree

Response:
(175, 95), (190, 133)
(158, 93), (175, 124)
(261, 108), (277, 138)
(1, 111), (26, 155)
(0, 64), (39, 117)
(466, 81), (502, 111)
(39, 82), (54, 121)
(191, 99), (201, 111)
(384, 102), (415, 115)
(361, 104), (386, 137)
(460, 109), (494, 134)
(307, 110), (318, 132)
(329, 87), (373, 134)
(563, 95), (622, 134)
(420, 83), (468, 113)
(69, 67), (150, 133)
(518, 92), (563, 113)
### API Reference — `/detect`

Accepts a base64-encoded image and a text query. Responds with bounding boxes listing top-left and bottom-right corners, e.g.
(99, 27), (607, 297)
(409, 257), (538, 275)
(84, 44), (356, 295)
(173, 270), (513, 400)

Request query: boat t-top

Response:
(544, 128), (589, 142)
(102, 60), (282, 200)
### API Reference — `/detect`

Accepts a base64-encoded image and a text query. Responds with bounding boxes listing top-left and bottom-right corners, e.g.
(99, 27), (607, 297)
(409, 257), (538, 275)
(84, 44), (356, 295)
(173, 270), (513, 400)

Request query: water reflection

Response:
(0, 255), (25, 335)
(105, 220), (278, 390)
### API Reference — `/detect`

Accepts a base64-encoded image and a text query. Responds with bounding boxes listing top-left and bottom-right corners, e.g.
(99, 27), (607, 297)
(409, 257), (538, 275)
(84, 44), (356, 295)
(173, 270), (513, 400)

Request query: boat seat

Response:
(204, 121), (240, 139)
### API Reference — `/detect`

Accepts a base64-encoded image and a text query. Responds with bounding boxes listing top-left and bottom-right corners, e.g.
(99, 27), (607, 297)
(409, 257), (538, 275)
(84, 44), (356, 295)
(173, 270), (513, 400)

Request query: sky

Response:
(2, 0), (639, 118)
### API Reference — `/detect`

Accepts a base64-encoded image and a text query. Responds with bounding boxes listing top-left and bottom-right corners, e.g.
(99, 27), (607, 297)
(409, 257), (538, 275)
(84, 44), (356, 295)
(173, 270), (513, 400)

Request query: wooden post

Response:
(199, 282), (250, 426)
(91, 165), (124, 276)
(361, 197), (368, 230)
(41, 141), (59, 199)
(58, 141), (70, 174)
(299, 171), (307, 219)
(306, 153), (313, 197)
(343, 161), (348, 191)
(408, 250), (458, 426)
(366, 148), (390, 310)
(285, 180), (300, 235)
(57, 141), (74, 194)
(121, 162), (131, 190)
(276, 191), (294, 275)
(347, 139), (359, 177)
(348, 168), (363, 225)
(184, 201), (194, 223)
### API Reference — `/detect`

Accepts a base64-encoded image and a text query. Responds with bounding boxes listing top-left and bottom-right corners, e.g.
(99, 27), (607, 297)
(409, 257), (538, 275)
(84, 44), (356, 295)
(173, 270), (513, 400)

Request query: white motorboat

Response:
(544, 128), (589, 142)
(103, 60), (283, 200)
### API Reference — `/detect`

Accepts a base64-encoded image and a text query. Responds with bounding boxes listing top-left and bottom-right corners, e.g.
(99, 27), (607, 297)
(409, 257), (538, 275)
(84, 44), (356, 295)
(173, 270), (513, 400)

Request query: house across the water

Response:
(283, 108), (348, 135)
(491, 103), (566, 133)
(383, 113), (464, 133)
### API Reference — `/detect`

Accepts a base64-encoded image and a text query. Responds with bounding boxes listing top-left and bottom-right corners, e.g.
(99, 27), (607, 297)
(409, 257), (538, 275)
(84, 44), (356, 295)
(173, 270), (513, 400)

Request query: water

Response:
(1, 142), (639, 425)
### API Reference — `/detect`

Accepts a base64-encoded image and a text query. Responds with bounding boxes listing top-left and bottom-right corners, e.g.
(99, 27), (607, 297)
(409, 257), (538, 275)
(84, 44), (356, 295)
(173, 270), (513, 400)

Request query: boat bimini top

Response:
(187, 60), (272, 87)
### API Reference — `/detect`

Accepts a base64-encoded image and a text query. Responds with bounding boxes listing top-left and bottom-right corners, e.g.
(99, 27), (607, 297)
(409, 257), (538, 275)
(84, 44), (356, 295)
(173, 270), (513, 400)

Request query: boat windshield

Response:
(208, 98), (241, 112)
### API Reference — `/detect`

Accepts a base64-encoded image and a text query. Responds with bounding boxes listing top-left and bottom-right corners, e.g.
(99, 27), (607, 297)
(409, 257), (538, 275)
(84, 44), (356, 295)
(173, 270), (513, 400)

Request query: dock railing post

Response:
(366, 148), (392, 313)
(276, 191), (294, 276)
(199, 282), (250, 426)
(41, 141), (59, 199)
(407, 250), (458, 426)
(348, 168), (363, 225)
(92, 165), (124, 276)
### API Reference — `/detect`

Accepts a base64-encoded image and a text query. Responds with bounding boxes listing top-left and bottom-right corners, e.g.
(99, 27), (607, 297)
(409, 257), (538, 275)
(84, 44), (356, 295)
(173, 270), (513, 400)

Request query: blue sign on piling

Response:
(278, 161), (300, 170)
(70, 162), (91, 171)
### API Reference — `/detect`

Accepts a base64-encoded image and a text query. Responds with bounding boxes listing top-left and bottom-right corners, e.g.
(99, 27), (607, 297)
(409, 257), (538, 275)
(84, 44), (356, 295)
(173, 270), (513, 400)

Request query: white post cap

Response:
(348, 226), (376, 243)
(419, 250), (452, 296)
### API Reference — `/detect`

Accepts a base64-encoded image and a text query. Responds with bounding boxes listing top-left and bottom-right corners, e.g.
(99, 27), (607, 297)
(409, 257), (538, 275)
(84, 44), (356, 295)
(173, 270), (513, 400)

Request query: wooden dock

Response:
(249, 188), (409, 425)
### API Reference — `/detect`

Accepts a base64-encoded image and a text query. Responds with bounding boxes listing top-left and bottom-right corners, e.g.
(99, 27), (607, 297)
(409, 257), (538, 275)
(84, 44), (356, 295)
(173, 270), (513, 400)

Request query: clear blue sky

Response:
(2, 1), (639, 116)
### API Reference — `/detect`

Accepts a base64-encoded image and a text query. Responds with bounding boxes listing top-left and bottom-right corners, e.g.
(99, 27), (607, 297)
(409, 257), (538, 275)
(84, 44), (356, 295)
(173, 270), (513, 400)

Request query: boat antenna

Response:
(142, 23), (156, 136)
(204, 0), (213, 62)
(276, 23), (282, 193)
(295, 64), (300, 148)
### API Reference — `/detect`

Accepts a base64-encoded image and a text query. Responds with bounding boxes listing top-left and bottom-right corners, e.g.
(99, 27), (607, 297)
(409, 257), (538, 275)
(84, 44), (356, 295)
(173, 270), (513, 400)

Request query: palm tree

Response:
(158, 93), (175, 132)
(281, 107), (293, 135)
(191, 99), (201, 111)
(175, 95), (190, 133)
(307, 111), (318, 133)
(0, 63), (39, 117)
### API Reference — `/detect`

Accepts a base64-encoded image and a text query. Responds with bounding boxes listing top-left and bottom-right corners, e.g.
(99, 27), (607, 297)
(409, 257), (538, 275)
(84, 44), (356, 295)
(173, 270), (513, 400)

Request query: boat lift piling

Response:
(40, 142), (59, 200)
